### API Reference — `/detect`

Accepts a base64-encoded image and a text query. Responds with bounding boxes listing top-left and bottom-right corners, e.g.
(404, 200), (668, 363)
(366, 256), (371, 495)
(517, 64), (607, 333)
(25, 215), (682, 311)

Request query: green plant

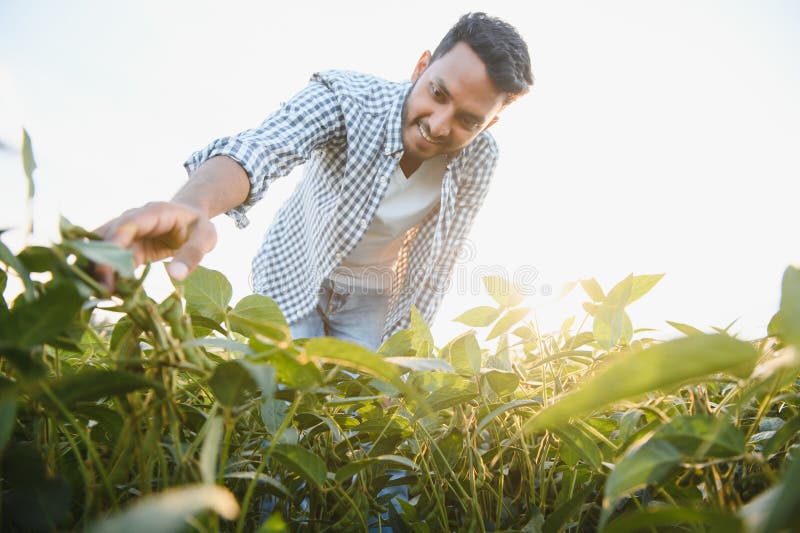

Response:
(1, 132), (798, 532)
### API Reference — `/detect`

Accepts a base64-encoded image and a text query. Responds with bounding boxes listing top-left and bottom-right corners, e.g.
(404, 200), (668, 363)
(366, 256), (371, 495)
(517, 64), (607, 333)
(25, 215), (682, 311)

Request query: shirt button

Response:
(359, 218), (368, 227)
(379, 176), (388, 184)
(335, 252), (343, 261)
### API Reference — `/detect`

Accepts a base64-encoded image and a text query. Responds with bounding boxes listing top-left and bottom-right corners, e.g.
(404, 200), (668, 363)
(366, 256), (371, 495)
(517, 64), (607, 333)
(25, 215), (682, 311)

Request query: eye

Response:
(430, 83), (444, 100)
(462, 118), (481, 130)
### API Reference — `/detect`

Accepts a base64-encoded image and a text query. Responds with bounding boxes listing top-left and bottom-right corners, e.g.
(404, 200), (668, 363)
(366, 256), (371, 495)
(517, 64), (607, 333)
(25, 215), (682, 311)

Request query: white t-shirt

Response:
(330, 155), (446, 290)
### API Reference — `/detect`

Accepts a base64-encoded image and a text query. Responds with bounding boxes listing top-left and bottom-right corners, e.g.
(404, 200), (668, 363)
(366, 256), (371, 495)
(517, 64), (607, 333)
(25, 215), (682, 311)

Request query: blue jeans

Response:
(289, 279), (390, 351)
(287, 280), (407, 531)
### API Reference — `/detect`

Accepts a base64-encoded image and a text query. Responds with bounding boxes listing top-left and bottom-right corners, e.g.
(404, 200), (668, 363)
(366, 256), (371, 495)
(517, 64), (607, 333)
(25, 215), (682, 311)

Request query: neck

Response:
(398, 154), (422, 178)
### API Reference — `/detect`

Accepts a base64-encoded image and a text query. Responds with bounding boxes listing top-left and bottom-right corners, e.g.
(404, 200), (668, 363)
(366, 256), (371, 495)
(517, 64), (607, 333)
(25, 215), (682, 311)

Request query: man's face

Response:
(401, 41), (507, 164)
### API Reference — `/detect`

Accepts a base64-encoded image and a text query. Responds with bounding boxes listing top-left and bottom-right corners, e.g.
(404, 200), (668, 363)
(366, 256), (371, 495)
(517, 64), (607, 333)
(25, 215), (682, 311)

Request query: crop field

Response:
(1, 138), (799, 532)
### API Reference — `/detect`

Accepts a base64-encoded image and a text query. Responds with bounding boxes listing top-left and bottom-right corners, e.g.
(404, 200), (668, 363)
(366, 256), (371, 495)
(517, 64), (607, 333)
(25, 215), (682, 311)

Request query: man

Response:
(97, 13), (533, 351)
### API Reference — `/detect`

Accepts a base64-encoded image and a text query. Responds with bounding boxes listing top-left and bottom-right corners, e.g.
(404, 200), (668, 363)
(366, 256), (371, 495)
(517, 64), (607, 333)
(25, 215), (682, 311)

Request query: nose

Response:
(428, 109), (452, 139)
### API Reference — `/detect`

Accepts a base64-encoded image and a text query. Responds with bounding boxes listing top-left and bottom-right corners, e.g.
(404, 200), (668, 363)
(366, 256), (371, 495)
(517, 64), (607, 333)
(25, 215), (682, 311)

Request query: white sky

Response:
(1, 1), (798, 343)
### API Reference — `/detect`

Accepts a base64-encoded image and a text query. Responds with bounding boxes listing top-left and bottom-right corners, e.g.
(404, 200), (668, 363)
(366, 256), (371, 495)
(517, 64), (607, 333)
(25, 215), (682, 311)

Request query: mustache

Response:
(418, 121), (445, 144)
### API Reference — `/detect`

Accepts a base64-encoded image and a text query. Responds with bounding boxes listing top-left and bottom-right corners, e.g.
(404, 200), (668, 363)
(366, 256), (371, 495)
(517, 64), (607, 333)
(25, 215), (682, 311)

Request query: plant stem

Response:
(40, 383), (118, 510)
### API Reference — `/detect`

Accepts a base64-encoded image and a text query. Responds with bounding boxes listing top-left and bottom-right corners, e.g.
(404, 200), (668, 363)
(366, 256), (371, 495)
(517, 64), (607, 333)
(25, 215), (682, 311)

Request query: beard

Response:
(399, 80), (457, 161)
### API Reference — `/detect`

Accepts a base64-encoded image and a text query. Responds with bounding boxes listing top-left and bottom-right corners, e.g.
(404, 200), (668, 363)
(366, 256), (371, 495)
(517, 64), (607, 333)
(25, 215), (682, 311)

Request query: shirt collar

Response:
(383, 81), (412, 157)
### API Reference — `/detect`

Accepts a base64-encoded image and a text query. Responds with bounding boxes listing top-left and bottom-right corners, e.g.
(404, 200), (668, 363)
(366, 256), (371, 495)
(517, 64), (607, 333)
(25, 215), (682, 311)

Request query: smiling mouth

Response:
(418, 122), (443, 145)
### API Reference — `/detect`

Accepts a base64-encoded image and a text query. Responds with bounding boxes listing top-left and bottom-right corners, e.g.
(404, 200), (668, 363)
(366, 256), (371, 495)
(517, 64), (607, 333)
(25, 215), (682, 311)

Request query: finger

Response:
(93, 220), (111, 238)
(105, 203), (190, 249)
(108, 223), (141, 249)
(93, 262), (116, 294)
(168, 220), (217, 281)
(94, 205), (145, 240)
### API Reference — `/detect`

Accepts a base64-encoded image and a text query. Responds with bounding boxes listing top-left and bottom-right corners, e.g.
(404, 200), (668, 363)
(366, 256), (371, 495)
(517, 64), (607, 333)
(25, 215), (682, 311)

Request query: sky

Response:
(1, 1), (799, 344)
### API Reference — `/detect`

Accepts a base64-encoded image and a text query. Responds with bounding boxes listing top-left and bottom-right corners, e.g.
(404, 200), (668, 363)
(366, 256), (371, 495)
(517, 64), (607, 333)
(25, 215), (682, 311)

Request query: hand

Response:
(94, 201), (217, 292)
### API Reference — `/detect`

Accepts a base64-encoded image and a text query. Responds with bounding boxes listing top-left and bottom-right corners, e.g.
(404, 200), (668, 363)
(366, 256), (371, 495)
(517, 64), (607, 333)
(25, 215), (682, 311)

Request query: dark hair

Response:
(432, 12), (533, 97)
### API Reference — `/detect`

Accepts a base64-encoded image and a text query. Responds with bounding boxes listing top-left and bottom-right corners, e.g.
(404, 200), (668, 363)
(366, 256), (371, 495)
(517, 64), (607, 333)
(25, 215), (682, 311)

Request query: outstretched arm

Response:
(94, 155), (249, 291)
(95, 76), (344, 291)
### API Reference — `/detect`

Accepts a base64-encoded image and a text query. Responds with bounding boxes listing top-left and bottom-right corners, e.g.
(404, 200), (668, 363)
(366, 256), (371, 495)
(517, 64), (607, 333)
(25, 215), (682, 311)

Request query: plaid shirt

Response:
(184, 70), (499, 340)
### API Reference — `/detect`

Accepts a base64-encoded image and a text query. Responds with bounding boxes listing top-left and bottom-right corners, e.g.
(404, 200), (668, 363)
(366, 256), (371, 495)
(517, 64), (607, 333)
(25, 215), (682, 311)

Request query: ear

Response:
(483, 116), (500, 131)
(411, 50), (432, 82)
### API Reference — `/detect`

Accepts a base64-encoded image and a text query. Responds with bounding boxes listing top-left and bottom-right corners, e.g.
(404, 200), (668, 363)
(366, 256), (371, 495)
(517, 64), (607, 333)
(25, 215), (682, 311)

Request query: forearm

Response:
(172, 155), (251, 218)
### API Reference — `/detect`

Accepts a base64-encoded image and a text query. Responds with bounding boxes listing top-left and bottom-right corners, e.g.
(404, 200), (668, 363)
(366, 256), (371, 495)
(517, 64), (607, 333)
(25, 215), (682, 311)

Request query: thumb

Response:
(168, 219), (217, 281)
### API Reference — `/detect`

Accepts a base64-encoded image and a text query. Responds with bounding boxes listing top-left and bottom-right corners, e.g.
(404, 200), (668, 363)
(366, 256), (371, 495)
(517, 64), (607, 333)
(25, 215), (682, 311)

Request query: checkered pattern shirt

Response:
(184, 70), (499, 340)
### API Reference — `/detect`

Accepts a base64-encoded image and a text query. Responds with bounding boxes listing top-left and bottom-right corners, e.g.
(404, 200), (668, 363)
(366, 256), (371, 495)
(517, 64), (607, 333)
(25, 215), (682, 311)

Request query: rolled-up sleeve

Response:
(183, 78), (346, 228)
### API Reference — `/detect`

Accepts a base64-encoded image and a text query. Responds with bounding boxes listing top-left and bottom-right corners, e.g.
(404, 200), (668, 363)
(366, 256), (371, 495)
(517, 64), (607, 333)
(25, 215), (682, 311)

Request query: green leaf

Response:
(383, 357), (453, 373)
(604, 275), (633, 307)
(666, 320), (704, 336)
(777, 266), (800, 346)
(580, 278), (605, 302)
(272, 443), (327, 488)
(374, 454), (418, 472)
(17, 245), (57, 272)
(333, 458), (378, 482)
(181, 337), (253, 355)
(520, 506), (545, 533)
(176, 265), (232, 324)
(303, 338), (404, 391)
(225, 472), (291, 500)
(0, 239), (35, 301)
(762, 415), (800, 457)
(1, 445), (71, 530)
(424, 375), (478, 411)
(0, 346), (46, 377)
(582, 301), (600, 317)
(238, 359), (276, 400)
(59, 216), (100, 240)
(47, 369), (162, 407)
(334, 454), (418, 483)
(228, 313), (290, 349)
(523, 335), (759, 433)
(199, 416), (224, 484)
(513, 324), (537, 340)
(87, 484), (239, 533)
(740, 451), (800, 533)
(482, 369), (520, 396)
(443, 331), (482, 376)
(567, 331), (595, 349)
(231, 293), (287, 327)
(0, 379), (17, 454)
(62, 239), (134, 278)
(410, 306), (434, 357)
(628, 274), (665, 305)
(453, 305), (501, 327)
(593, 306), (633, 350)
(209, 361), (258, 408)
(22, 128), (36, 199)
(543, 483), (595, 533)
(486, 307), (530, 341)
(483, 275), (524, 307)
(255, 512), (289, 533)
(604, 439), (681, 504)
(263, 350), (322, 389)
(233, 360), (280, 431)
(189, 314), (228, 336)
(475, 399), (537, 435)
(553, 424), (603, 471)
(73, 404), (124, 445)
(260, 396), (289, 435)
(378, 329), (414, 357)
(652, 415), (745, 459)
(767, 311), (783, 339)
(353, 415), (412, 436)
(605, 506), (742, 533)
